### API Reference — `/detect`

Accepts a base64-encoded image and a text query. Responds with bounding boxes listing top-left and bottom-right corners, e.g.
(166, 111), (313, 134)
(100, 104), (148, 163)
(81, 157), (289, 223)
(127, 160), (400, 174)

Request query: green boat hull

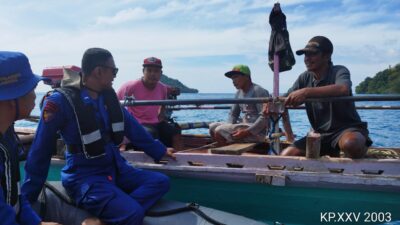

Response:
(166, 177), (399, 225)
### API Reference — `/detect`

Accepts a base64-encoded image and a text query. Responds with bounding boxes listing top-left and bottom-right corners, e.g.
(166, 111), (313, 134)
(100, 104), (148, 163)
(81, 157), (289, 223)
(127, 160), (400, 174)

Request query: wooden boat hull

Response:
(16, 127), (400, 192)
(16, 128), (400, 224)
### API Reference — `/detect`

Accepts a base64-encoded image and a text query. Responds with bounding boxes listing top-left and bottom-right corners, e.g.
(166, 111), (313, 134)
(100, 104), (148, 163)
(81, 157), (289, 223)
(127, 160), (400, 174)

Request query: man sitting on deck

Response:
(0, 51), (65, 225)
(22, 48), (175, 225)
(117, 57), (183, 150)
(275, 36), (372, 158)
(209, 65), (270, 146)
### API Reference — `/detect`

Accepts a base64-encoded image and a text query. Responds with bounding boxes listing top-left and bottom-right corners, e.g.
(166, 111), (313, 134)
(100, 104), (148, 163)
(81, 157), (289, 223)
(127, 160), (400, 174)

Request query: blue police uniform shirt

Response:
(22, 89), (167, 203)
(0, 127), (41, 225)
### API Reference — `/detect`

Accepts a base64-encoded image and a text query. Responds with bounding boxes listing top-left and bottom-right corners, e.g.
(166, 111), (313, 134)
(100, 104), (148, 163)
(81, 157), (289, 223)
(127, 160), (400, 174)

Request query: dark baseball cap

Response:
(296, 36), (333, 56)
(143, 57), (162, 68)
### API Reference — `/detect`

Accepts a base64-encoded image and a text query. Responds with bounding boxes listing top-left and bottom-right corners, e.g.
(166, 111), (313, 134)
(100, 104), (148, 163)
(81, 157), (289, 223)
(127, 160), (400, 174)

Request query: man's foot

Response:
(119, 144), (127, 151)
(82, 218), (105, 225)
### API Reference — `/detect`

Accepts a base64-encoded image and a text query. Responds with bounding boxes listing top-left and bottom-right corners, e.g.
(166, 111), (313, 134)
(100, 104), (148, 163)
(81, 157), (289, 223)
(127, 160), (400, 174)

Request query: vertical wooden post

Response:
(306, 132), (321, 158)
(272, 54), (280, 153)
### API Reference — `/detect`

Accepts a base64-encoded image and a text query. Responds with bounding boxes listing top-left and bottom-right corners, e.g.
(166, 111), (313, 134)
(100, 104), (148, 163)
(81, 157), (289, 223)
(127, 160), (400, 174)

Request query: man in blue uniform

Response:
(22, 48), (175, 225)
(0, 51), (59, 225)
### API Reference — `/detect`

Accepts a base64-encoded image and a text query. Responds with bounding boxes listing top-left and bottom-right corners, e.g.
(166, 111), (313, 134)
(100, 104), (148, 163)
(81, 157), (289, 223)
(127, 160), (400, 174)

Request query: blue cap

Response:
(0, 51), (45, 101)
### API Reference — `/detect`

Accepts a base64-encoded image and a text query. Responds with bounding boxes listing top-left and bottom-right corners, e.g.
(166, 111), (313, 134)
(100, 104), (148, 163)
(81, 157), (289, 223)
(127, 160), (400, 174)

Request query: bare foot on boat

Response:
(119, 144), (127, 151)
(82, 217), (105, 225)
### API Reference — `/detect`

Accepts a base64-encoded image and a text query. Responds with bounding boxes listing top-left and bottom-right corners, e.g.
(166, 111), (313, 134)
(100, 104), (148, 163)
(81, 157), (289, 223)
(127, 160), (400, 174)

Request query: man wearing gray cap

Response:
(280, 36), (372, 158)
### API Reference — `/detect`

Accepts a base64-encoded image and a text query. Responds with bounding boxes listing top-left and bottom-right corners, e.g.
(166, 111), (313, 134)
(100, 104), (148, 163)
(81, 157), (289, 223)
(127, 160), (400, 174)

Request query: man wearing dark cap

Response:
(22, 48), (175, 225)
(0, 51), (61, 225)
(281, 36), (372, 158)
(117, 57), (183, 150)
(209, 65), (270, 146)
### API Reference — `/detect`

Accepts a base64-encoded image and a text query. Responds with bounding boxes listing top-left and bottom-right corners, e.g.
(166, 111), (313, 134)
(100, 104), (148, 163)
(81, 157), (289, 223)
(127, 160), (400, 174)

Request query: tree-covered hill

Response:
(160, 74), (199, 93)
(356, 63), (400, 94)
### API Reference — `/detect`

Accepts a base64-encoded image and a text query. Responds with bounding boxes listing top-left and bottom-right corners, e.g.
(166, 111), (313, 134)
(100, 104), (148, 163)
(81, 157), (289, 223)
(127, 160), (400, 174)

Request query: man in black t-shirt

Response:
(279, 36), (372, 158)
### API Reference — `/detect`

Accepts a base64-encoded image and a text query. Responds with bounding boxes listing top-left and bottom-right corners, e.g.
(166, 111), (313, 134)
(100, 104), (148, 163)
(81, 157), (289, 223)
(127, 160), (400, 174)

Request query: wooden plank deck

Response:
(210, 143), (257, 155)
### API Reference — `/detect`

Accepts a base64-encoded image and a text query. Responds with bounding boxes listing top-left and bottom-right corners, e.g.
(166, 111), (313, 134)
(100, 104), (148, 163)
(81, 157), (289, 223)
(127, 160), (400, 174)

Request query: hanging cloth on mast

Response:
(268, 3), (295, 72)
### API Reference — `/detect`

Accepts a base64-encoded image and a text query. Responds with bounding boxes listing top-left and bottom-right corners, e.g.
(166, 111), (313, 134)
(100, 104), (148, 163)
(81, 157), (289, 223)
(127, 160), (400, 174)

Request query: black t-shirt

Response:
(286, 64), (367, 135)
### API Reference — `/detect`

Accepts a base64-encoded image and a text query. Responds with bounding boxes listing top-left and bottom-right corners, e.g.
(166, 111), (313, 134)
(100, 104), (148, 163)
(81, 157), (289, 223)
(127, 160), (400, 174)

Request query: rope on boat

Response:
(268, 114), (283, 155)
(43, 182), (75, 205)
(146, 202), (226, 225)
(177, 142), (218, 153)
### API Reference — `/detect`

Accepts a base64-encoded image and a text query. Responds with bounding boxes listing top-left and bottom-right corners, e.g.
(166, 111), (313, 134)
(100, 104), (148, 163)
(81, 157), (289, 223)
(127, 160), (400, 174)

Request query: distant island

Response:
(160, 74), (199, 93)
(356, 63), (400, 94)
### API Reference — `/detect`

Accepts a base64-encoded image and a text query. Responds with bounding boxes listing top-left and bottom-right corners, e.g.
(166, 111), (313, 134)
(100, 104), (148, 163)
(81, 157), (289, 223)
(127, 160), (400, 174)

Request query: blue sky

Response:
(1, 0), (399, 93)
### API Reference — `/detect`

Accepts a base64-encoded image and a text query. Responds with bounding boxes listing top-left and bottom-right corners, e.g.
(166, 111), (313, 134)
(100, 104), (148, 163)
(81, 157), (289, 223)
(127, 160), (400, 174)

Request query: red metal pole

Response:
(272, 54), (281, 154)
(273, 54), (279, 97)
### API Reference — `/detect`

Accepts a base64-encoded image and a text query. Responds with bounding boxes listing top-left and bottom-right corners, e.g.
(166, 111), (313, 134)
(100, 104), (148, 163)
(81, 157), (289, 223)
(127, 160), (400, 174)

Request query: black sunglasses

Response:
(98, 65), (119, 76)
(304, 51), (321, 57)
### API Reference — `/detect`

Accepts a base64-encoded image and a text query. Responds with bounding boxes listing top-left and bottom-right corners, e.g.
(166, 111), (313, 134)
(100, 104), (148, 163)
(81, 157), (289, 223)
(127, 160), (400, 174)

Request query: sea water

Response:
(16, 92), (400, 147)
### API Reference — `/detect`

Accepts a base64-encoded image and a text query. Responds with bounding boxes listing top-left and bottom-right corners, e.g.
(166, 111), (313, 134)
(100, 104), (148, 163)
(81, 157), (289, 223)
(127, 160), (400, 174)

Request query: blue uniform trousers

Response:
(69, 169), (169, 225)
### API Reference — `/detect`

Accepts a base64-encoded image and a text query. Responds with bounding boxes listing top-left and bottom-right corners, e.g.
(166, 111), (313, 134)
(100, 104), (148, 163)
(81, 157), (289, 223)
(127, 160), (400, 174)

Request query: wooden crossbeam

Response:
(210, 143), (257, 155)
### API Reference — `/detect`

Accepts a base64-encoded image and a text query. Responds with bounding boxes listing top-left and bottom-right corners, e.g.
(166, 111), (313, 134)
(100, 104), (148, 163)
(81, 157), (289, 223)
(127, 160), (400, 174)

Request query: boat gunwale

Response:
(121, 151), (400, 192)
(121, 151), (400, 176)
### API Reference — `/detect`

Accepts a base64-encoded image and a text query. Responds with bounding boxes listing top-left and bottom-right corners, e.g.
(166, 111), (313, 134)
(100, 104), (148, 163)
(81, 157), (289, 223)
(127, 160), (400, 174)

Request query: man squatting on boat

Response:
(209, 65), (270, 146)
(266, 36), (373, 158)
(0, 51), (104, 225)
(21, 48), (176, 225)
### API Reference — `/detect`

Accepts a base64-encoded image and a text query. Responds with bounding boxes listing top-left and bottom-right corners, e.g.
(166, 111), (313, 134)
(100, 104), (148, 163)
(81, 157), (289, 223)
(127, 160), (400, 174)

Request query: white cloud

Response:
(96, 8), (148, 25)
(1, 0), (399, 93)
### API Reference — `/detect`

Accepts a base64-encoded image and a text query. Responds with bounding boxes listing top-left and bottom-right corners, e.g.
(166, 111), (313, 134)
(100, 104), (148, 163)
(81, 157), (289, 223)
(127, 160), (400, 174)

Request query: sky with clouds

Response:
(1, 0), (399, 93)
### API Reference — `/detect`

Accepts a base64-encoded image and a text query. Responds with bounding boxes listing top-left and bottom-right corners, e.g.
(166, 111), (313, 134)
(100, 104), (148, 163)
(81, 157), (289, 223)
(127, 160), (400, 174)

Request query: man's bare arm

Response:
(285, 84), (349, 106)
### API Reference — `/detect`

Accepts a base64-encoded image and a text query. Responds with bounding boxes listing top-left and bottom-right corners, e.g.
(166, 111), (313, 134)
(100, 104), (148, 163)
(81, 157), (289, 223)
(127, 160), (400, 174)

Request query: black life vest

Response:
(0, 129), (20, 213)
(56, 87), (124, 159)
